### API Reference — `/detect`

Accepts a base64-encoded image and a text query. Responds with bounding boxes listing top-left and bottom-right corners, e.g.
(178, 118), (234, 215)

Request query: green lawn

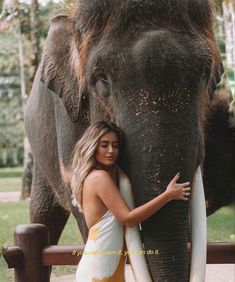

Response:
(0, 167), (234, 281)
(207, 206), (235, 242)
(0, 167), (23, 192)
(0, 167), (23, 178)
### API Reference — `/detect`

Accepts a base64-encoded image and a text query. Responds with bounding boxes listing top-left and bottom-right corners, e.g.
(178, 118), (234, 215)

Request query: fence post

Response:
(14, 224), (50, 282)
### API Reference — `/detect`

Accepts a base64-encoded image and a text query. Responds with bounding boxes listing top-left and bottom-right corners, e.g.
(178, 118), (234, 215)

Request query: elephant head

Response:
(25, 1), (224, 281)
(69, 2), (222, 280)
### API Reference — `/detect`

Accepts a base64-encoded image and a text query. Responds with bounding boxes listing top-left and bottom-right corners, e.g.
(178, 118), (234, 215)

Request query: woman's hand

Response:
(165, 173), (191, 201)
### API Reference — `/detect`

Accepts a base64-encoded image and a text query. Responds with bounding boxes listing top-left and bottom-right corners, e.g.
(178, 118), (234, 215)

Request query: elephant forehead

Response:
(88, 29), (211, 89)
(76, 0), (213, 31)
(131, 30), (212, 76)
(75, 1), (216, 86)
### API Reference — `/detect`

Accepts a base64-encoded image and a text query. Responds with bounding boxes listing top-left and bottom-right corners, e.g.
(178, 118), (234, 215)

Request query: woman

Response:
(71, 121), (190, 281)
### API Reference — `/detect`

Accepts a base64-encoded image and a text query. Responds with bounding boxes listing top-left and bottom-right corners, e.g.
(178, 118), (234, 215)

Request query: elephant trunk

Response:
(141, 198), (189, 281)
(120, 113), (203, 281)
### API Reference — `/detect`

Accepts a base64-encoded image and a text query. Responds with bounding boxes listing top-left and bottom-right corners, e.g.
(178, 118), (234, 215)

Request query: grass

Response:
(207, 206), (235, 242)
(0, 167), (234, 281)
(0, 167), (23, 178)
(0, 167), (23, 192)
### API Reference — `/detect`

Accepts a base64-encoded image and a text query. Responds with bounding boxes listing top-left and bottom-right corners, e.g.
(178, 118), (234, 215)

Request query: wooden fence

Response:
(2, 224), (235, 282)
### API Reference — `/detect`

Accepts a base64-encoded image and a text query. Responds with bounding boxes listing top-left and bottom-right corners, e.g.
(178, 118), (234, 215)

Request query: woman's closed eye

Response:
(101, 145), (108, 148)
(99, 142), (119, 149)
(101, 145), (118, 149)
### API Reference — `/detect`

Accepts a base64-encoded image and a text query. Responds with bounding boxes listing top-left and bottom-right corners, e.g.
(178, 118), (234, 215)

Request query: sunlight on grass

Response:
(0, 201), (30, 247)
(0, 177), (22, 192)
(0, 167), (23, 178)
(0, 167), (23, 192)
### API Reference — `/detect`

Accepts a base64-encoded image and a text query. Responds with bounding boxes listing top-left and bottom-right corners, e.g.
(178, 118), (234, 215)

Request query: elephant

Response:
(203, 82), (235, 215)
(25, 1), (225, 281)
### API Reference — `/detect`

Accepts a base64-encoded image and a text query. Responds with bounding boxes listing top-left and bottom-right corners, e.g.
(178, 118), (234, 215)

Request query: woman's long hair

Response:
(70, 121), (122, 212)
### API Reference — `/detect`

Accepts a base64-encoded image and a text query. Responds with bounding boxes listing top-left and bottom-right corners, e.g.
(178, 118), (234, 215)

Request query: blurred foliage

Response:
(0, 20), (25, 165)
(215, 0), (235, 95)
(0, 0), (60, 167)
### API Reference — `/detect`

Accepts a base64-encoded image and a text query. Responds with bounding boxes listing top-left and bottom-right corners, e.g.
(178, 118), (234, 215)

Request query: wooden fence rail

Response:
(2, 224), (235, 282)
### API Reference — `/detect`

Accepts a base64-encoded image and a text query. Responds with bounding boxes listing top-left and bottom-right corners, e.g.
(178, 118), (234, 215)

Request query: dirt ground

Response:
(0, 191), (21, 202)
(50, 264), (235, 282)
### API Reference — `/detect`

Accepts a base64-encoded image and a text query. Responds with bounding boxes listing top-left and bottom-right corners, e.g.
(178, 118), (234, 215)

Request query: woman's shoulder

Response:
(84, 169), (112, 186)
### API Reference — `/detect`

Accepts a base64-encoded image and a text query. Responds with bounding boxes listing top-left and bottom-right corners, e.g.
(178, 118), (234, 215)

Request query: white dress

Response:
(74, 169), (152, 282)
(75, 209), (127, 281)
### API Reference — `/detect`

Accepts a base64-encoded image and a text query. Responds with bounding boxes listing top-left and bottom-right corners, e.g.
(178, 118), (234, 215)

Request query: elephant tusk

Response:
(189, 166), (207, 282)
(119, 169), (152, 282)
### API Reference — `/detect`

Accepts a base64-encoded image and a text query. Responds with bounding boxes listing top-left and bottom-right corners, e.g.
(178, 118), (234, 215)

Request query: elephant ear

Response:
(203, 81), (234, 215)
(187, 1), (224, 99)
(40, 15), (87, 122)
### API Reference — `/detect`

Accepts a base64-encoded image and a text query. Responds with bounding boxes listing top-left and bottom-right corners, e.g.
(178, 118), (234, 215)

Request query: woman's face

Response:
(95, 131), (119, 167)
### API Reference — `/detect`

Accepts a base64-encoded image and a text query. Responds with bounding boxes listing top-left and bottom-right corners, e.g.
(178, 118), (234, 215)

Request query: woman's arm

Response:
(87, 170), (190, 228)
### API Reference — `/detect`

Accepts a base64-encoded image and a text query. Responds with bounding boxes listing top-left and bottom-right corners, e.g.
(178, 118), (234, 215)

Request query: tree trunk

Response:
(21, 137), (33, 199)
(223, 0), (235, 72)
(29, 0), (41, 85)
(21, 0), (41, 199)
(10, 0), (32, 198)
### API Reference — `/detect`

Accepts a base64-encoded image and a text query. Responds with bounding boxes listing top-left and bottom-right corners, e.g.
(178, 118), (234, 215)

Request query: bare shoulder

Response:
(84, 169), (113, 187)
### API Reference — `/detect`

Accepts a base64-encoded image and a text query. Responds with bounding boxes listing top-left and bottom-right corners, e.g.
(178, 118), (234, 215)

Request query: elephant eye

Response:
(97, 73), (110, 86)
(95, 73), (111, 97)
(99, 74), (110, 85)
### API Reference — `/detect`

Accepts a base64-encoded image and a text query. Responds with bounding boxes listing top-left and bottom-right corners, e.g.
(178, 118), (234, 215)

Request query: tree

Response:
(1, 0), (62, 189)
(222, 1), (235, 79)
(21, 0), (41, 199)
(215, 0), (235, 96)
(0, 2), (25, 167)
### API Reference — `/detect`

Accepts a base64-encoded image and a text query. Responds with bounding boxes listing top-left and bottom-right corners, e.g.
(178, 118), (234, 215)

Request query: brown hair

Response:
(70, 121), (122, 212)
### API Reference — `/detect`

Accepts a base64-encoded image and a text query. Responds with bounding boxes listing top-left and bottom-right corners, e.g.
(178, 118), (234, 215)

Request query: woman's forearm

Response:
(124, 191), (172, 228)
